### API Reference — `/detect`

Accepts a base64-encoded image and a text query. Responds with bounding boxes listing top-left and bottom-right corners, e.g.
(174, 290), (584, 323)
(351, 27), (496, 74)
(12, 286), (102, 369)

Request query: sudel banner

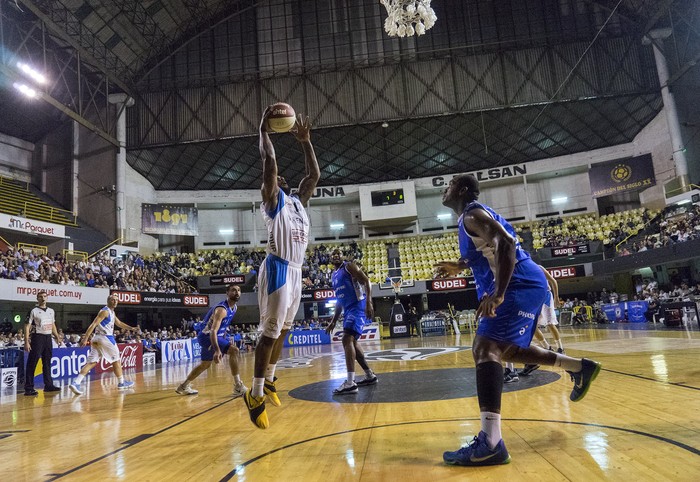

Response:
(110, 290), (209, 307)
(550, 244), (590, 257)
(588, 154), (655, 198)
(141, 204), (198, 236)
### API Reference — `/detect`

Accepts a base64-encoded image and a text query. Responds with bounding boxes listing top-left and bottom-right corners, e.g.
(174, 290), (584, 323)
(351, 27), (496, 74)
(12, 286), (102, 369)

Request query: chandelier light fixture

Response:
(380, 0), (437, 37)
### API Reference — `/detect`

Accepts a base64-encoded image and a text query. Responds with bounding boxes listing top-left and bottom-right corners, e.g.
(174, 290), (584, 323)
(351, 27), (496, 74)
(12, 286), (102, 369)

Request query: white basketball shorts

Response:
(87, 334), (120, 363)
(537, 291), (559, 327)
(257, 254), (302, 339)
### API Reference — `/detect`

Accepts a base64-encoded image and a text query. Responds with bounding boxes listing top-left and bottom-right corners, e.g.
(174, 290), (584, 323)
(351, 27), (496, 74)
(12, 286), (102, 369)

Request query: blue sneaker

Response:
(567, 358), (601, 402)
(69, 382), (83, 395)
(117, 381), (135, 390)
(443, 431), (511, 466)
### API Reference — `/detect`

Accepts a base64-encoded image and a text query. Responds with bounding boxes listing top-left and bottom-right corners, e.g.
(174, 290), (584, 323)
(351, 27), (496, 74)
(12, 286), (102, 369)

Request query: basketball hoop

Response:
(390, 276), (403, 295)
(380, 0), (437, 37)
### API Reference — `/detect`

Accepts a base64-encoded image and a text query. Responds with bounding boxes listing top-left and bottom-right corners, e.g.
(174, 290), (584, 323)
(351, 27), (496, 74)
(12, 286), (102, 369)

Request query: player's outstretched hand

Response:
(292, 114), (311, 142)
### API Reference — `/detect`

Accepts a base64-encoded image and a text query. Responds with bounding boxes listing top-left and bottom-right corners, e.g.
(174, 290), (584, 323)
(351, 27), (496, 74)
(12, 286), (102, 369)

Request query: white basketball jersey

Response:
(94, 306), (115, 336)
(261, 190), (309, 266)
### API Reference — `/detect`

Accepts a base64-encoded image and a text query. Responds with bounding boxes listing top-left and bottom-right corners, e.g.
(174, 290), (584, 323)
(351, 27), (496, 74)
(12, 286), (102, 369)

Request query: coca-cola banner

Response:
(301, 289), (337, 302)
(94, 343), (143, 374)
(110, 290), (209, 307)
(427, 277), (476, 292)
(551, 244), (590, 257)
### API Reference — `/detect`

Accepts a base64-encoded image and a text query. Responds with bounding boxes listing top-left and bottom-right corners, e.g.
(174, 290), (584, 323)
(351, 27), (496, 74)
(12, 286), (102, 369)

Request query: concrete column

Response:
(72, 121), (79, 216)
(108, 93), (135, 241)
(646, 30), (689, 180)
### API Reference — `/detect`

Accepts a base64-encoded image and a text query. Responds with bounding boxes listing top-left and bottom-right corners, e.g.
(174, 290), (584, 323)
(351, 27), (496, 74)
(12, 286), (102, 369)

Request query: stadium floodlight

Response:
(551, 196), (568, 204)
(13, 82), (37, 98)
(330, 223), (345, 230)
(17, 62), (47, 84)
(437, 213), (452, 220)
(219, 228), (235, 234)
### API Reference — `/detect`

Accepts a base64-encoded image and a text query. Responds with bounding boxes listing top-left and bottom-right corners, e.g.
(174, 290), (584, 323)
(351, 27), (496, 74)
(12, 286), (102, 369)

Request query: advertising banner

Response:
(601, 301), (648, 322)
(209, 275), (246, 286)
(427, 277), (476, 291)
(330, 323), (381, 343)
(1, 367), (18, 389)
(161, 339), (194, 363)
(24, 346), (90, 387)
(190, 338), (202, 359)
(283, 330), (331, 347)
(301, 289), (337, 302)
(547, 265), (586, 279)
(143, 352), (156, 368)
(0, 279), (108, 305)
(111, 291), (209, 307)
(589, 154), (655, 198)
(0, 213), (66, 238)
(94, 343), (143, 374)
(141, 204), (198, 236)
(551, 244), (590, 257)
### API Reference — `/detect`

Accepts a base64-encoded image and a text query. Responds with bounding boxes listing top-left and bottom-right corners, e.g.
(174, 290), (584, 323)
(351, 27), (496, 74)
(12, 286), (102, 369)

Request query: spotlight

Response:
(17, 62), (47, 84)
(13, 82), (37, 98)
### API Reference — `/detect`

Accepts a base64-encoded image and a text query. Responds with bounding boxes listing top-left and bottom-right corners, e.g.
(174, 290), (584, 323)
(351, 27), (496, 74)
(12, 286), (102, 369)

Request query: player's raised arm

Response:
(293, 114), (320, 205)
(260, 105), (279, 207)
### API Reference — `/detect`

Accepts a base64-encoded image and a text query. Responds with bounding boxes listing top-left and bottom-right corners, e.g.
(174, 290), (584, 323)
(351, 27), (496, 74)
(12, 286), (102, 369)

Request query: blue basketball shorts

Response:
(343, 306), (367, 340)
(198, 333), (231, 362)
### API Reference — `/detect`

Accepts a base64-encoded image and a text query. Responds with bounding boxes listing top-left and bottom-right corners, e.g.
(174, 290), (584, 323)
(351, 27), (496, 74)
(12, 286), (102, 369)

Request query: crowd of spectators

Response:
(302, 242), (363, 289)
(0, 248), (195, 293)
(618, 204), (700, 255)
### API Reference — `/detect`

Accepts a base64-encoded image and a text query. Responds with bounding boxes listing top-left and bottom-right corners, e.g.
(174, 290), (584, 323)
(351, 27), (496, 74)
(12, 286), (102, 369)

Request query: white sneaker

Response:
(333, 380), (358, 395)
(232, 383), (248, 399)
(69, 382), (83, 395)
(117, 381), (135, 390)
(176, 384), (198, 395)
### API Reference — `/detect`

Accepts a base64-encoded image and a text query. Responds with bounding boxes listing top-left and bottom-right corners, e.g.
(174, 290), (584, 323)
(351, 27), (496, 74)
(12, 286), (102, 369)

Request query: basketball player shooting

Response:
(244, 105), (320, 429)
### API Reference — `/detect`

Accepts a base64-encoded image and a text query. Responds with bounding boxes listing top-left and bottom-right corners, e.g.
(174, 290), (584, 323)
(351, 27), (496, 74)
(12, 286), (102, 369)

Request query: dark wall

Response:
(34, 121), (73, 209)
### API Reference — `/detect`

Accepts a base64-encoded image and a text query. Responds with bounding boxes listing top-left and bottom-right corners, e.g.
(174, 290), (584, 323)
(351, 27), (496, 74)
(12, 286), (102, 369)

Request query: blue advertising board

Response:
(601, 301), (648, 322)
(283, 330), (331, 347)
(24, 346), (90, 387)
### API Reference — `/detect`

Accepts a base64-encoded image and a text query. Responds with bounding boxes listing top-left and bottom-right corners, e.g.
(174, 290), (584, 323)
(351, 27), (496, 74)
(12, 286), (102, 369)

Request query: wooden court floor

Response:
(2, 324), (700, 481)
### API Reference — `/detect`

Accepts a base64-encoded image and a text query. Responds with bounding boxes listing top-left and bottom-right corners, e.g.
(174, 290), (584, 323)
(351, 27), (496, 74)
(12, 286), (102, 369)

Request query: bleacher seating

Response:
(0, 176), (77, 226)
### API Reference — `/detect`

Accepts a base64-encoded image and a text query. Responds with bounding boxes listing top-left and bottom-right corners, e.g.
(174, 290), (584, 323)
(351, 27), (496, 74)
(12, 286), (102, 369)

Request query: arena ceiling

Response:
(1, 0), (699, 190)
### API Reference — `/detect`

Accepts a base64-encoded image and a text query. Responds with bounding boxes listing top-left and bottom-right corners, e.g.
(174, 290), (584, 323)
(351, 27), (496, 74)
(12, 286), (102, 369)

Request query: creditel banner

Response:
(551, 244), (590, 257)
(283, 330), (331, 347)
(589, 154), (655, 198)
(0, 279), (108, 305)
(94, 343), (143, 374)
(141, 204), (198, 236)
(0, 213), (66, 238)
(110, 290), (209, 307)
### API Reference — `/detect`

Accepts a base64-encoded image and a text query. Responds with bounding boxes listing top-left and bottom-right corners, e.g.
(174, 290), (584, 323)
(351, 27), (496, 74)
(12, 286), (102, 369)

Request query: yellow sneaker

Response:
(264, 379), (281, 407)
(243, 390), (269, 429)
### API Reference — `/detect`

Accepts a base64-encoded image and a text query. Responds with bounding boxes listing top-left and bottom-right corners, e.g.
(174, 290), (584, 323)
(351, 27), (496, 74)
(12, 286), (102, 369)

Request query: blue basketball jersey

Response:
(458, 201), (533, 300)
(331, 261), (366, 312)
(201, 300), (237, 336)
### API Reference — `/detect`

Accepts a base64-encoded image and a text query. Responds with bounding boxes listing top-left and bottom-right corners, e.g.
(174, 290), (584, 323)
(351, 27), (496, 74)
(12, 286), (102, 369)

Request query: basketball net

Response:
(380, 0), (437, 37)
(390, 276), (403, 295)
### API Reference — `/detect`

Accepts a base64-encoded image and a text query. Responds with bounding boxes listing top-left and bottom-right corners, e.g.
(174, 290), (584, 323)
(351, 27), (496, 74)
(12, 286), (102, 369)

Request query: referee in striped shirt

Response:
(24, 290), (62, 396)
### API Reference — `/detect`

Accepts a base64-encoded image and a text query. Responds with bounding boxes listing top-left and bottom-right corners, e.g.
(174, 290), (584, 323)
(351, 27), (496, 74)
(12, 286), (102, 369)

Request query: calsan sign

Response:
(430, 165), (527, 188)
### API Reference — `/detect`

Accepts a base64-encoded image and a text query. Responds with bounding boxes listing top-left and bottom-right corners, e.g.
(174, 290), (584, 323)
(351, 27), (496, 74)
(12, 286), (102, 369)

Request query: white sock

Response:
(252, 377), (265, 397)
(118, 376), (124, 384)
(234, 374), (242, 385)
(556, 339), (564, 349)
(74, 374), (85, 384)
(347, 372), (355, 383)
(265, 364), (277, 382)
(505, 362), (514, 371)
(480, 412), (502, 449)
(555, 355), (582, 372)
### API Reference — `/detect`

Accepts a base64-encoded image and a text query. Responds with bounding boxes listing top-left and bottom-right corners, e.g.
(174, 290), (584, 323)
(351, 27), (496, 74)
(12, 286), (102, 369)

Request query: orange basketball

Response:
(267, 102), (296, 133)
